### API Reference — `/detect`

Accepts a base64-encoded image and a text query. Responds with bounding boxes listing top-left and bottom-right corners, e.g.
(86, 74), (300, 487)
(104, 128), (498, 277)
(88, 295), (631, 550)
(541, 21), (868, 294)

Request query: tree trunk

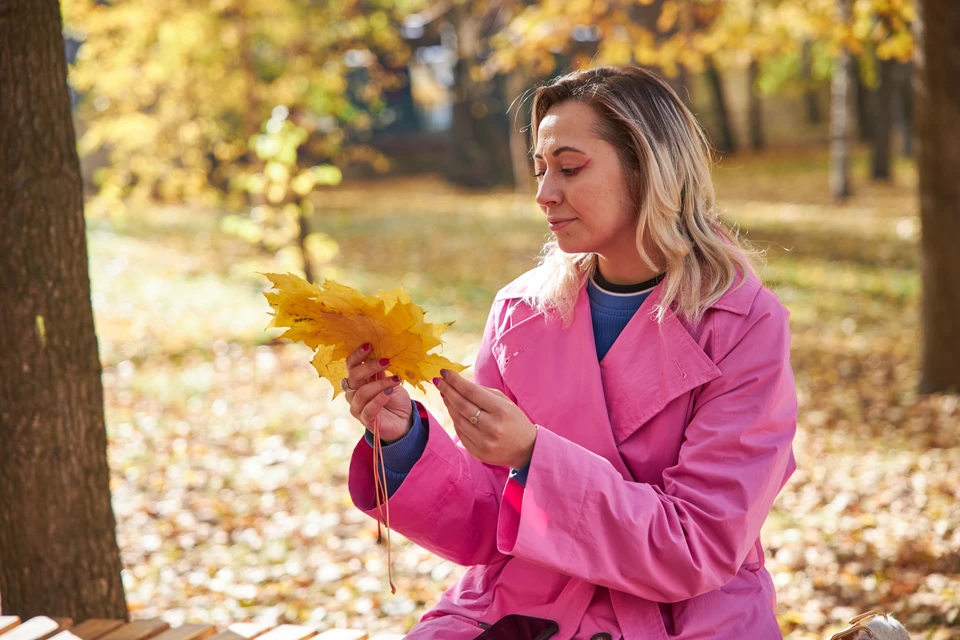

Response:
(446, 4), (512, 188)
(801, 41), (822, 125)
(915, 0), (960, 393)
(899, 61), (914, 157)
(705, 56), (737, 154)
(506, 70), (533, 194)
(0, 0), (127, 621)
(748, 59), (764, 150)
(870, 58), (895, 181)
(853, 57), (871, 142)
(830, 2), (854, 201)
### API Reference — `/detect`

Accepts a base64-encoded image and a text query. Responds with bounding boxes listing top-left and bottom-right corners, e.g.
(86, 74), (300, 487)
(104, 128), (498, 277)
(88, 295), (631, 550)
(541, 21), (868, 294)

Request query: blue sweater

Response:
(364, 271), (662, 496)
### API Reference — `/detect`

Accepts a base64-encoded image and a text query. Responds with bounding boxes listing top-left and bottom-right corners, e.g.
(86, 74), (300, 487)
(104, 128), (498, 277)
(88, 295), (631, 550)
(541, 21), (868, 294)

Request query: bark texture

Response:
(915, 0), (960, 393)
(0, 0), (128, 620)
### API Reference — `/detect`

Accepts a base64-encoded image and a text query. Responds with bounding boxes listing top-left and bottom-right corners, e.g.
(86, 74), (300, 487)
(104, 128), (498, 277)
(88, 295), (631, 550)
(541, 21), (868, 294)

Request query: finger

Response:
(359, 377), (403, 426)
(350, 375), (401, 421)
(444, 398), (483, 457)
(438, 369), (498, 410)
(348, 356), (392, 388)
(345, 343), (373, 370)
(434, 375), (479, 422)
(441, 390), (483, 443)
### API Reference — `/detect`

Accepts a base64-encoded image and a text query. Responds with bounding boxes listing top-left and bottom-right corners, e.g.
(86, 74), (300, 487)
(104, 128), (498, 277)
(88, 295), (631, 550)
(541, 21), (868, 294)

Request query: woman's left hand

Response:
(433, 369), (538, 470)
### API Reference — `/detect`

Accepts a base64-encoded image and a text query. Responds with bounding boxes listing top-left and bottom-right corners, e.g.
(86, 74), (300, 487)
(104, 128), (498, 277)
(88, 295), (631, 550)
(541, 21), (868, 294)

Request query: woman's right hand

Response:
(344, 343), (413, 443)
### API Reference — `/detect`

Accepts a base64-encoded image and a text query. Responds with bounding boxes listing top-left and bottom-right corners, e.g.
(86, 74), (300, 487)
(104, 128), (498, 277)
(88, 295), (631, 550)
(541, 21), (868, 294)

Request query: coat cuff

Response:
(349, 401), (463, 529)
(362, 400), (427, 475)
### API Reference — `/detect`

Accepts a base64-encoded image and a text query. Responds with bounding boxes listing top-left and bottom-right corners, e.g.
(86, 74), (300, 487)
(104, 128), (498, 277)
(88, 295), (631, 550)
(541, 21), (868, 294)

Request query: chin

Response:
(555, 238), (595, 255)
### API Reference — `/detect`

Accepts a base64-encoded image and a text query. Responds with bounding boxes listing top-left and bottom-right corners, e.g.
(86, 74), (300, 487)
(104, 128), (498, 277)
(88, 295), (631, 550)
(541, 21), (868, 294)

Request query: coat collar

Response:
(492, 268), (759, 479)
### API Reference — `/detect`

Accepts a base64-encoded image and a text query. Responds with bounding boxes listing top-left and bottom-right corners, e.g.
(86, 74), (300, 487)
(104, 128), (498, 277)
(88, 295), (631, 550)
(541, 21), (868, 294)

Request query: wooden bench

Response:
(0, 616), (404, 640)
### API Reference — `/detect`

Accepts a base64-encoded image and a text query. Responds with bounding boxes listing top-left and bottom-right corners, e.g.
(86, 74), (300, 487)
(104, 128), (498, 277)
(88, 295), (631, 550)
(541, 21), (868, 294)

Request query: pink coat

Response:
(349, 267), (798, 639)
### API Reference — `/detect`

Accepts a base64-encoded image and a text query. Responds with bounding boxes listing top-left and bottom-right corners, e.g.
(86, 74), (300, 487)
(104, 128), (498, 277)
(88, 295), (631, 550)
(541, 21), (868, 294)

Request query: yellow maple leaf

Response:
(261, 272), (467, 397)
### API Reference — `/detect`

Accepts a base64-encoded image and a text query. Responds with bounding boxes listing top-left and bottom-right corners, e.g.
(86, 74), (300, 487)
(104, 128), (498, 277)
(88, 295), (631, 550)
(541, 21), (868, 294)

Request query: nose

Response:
(535, 174), (562, 210)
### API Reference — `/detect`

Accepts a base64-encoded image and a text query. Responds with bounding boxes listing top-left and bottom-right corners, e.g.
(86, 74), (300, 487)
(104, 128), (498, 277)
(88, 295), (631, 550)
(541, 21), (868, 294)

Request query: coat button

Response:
(590, 634), (612, 640)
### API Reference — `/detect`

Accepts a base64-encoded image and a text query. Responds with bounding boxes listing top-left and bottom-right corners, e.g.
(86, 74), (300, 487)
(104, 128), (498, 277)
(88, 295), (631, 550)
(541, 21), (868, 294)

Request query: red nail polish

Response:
(392, 375), (401, 382)
(384, 387), (394, 395)
(433, 377), (441, 386)
(362, 343), (371, 351)
(440, 369), (450, 378)
(379, 358), (390, 366)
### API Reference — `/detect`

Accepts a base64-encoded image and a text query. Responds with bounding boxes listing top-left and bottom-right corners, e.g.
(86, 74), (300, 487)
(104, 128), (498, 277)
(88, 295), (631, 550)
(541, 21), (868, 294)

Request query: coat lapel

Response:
(492, 278), (721, 478)
(598, 281), (722, 445)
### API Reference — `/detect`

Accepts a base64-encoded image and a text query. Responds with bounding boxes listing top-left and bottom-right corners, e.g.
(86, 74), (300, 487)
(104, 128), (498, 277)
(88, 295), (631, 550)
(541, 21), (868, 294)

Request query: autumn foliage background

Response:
(24, 0), (959, 638)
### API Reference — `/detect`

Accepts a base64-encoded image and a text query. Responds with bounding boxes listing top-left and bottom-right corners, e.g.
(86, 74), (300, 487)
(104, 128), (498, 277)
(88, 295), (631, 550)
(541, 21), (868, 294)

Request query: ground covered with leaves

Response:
(87, 148), (958, 638)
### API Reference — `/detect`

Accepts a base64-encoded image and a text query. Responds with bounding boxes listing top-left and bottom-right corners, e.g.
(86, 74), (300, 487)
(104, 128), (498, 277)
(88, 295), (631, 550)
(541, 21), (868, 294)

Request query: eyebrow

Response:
(533, 146), (587, 160)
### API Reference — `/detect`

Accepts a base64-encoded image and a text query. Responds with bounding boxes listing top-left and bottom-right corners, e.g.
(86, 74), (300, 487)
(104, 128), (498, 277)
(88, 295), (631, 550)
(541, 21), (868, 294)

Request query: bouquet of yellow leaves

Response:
(261, 272), (467, 397)
(262, 272), (468, 594)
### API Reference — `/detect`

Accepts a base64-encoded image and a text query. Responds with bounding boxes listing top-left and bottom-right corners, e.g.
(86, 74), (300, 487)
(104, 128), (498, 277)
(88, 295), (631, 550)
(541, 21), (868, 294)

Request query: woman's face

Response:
(534, 101), (638, 261)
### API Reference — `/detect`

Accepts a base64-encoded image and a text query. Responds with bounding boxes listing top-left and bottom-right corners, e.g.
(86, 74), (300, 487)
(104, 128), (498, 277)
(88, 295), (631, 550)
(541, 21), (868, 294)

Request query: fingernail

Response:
(440, 369), (450, 378)
(384, 387), (394, 395)
(379, 358), (390, 366)
(362, 343), (371, 351)
(392, 375), (401, 382)
(432, 377), (441, 386)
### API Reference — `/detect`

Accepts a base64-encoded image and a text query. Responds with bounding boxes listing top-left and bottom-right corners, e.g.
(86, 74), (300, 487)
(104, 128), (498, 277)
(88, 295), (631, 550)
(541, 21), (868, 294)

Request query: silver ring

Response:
(341, 377), (358, 392)
(469, 407), (482, 425)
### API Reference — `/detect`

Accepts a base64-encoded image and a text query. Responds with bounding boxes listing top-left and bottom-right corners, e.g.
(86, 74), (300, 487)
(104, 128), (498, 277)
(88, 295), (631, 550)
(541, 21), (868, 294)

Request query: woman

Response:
(340, 66), (798, 639)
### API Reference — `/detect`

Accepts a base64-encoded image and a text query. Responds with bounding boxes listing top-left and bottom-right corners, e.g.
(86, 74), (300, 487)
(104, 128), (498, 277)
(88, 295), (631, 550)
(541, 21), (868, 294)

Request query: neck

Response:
(595, 255), (662, 286)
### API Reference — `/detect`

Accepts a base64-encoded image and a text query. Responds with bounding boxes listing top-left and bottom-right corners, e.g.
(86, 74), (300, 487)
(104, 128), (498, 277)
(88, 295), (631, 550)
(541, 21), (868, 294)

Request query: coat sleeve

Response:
(495, 294), (799, 602)
(347, 299), (515, 567)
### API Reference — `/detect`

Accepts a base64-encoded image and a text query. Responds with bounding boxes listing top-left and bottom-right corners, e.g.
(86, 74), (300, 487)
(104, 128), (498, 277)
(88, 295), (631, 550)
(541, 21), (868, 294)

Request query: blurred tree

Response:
(830, 0), (854, 201)
(800, 41), (823, 125)
(705, 55), (738, 153)
(446, 0), (515, 189)
(914, 0), (960, 393)
(869, 56), (895, 180)
(61, 0), (417, 278)
(0, 0), (127, 621)
(228, 107), (344, 283)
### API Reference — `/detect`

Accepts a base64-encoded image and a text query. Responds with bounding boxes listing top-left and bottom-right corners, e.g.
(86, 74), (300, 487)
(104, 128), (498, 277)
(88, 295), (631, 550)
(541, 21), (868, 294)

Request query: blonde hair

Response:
(522, 65), (763, 327)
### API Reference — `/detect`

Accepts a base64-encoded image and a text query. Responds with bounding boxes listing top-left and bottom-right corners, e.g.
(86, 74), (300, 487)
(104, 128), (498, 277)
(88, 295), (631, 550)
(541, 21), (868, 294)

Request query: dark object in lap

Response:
(473, 614), (559, 640)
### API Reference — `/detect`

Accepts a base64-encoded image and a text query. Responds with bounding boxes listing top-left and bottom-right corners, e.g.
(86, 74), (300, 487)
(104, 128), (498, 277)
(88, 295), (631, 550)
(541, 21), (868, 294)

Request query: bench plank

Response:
(253, 627), (314, 640)
(70, 621), (125, 640)
(149, 626), (215, 640)
(97, 621), (170, 640)
(0, 620), (20, 636)
(203, 633), (245, 640)
(313, 632), (366, 640)
(0, 616), (60, 640)
(223, 624), (272, 640)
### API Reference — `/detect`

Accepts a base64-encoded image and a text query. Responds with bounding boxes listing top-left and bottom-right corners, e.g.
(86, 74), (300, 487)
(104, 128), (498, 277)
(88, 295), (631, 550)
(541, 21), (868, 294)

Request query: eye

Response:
(533, 167), (581, 179)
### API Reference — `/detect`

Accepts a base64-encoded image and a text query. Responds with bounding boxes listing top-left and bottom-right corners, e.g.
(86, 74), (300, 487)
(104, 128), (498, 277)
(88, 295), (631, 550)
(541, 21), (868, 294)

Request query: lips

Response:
(548, 218), (575, 231)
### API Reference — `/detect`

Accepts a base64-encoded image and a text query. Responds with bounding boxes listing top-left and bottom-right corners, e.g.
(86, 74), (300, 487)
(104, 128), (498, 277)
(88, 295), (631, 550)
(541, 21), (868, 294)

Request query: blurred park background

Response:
(1, 0), (959, 638)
